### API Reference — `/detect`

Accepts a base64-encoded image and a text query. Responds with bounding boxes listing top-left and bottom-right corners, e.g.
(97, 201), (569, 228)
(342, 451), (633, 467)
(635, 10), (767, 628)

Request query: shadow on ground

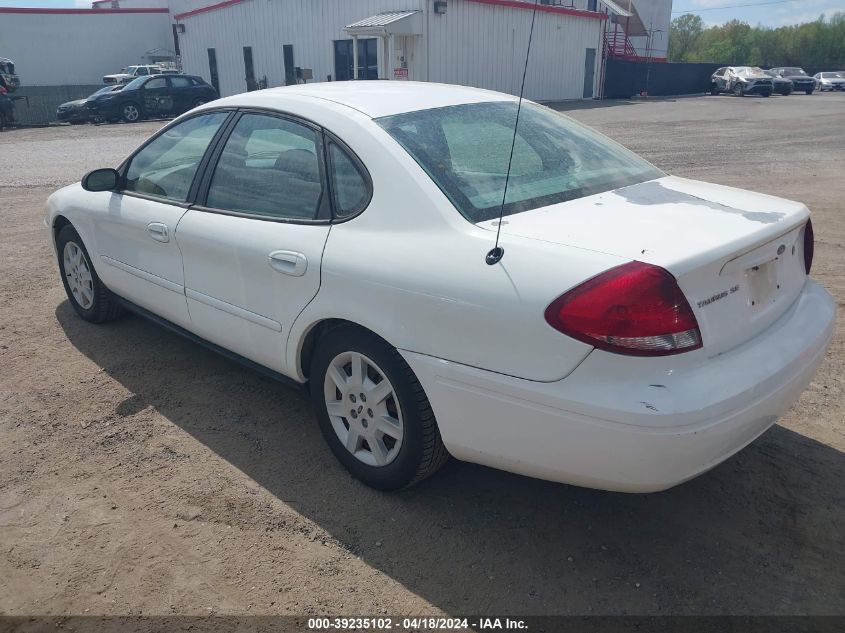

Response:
(57, 303), (845, 615)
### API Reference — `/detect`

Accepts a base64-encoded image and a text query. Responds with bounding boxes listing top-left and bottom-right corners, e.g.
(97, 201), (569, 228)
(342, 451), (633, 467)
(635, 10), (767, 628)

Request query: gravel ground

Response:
(1, 94), (843, 618)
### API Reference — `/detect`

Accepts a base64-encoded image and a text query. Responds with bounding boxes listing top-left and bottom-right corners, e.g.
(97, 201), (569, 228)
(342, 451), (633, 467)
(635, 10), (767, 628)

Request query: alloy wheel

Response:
(63, 241), (94, 310)
(323, 351), (404, 467)
(122, 104), (139, 122)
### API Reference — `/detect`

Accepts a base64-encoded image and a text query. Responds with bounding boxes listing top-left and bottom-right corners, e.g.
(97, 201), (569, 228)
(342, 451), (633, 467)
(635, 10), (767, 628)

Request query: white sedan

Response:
(46, 82), (835, 492)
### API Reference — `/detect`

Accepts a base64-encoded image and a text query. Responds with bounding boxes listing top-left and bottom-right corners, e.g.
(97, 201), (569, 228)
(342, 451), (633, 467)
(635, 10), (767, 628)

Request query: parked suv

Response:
(769, 67), (815, 94)
(87, 74), (218, 123)
(710, 67), (773, 97)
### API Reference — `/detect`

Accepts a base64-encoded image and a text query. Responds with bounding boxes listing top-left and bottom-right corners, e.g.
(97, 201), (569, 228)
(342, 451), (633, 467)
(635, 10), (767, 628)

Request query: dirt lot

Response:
(1, 94), (844, 618)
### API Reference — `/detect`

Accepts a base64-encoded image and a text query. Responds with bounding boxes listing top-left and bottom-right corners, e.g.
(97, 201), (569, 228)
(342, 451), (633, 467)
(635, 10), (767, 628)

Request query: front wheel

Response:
(120, 102), (141, 123)
(805, 88), (814, 95)
(310, 326), (449, 490)
(709, 83), (719, 96)
(56, 225), (122, 323)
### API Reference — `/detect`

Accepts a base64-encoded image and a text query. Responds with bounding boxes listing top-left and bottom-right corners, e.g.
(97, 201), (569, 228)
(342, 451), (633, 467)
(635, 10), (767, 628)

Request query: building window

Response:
(243, 46), (257, 91)
(333, 39), (378, 81)
(587, 0), (597, 11)
(207, 48), (219, 95)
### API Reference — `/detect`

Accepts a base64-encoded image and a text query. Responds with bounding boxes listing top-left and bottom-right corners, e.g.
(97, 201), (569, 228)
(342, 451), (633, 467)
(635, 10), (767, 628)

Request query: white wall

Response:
(629, 0), (673, 59)
(174, 0), (604, 101)
(427, 0), (604, 100)
(0, 10), (173, 86)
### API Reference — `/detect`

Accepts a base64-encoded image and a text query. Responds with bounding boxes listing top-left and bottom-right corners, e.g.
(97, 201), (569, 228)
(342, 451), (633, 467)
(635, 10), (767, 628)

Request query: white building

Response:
(0, 6), (172, 86)
(168, 0), (609, 101)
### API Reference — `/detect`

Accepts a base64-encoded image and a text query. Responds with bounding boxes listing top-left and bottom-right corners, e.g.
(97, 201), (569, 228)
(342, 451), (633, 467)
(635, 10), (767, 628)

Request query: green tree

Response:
(669, 14), (704, 61)
(667, 11), (845, 68)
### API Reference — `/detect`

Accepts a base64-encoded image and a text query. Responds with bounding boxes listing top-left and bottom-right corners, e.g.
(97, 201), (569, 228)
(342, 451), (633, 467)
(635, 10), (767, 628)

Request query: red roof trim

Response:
(0, 7), (168, 14)
(174, 0), (250, 20)
(174, 0), (605, 21)
(466, 0), (607, 20)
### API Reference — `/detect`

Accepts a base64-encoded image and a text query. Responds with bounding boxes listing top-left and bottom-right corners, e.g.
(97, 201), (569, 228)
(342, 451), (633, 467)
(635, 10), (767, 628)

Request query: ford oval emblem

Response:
(777, 244), (786, 255)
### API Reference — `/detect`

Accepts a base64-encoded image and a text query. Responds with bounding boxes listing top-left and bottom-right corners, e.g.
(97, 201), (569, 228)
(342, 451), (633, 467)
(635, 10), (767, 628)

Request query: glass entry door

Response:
(334, 38), (379, 81)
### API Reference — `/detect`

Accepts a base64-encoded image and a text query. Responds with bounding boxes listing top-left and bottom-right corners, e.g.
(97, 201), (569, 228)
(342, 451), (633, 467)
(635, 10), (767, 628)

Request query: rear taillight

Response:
(545, 261), (702, 356)
(803, 219), (814, 274)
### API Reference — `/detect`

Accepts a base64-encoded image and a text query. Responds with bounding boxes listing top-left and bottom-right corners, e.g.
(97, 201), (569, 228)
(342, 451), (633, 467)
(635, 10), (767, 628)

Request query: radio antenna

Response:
(486, 0), (539, 266)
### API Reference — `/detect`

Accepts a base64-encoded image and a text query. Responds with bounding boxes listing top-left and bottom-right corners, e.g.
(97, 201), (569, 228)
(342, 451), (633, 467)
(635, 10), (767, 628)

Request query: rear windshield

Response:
(377, 102), (663, 223)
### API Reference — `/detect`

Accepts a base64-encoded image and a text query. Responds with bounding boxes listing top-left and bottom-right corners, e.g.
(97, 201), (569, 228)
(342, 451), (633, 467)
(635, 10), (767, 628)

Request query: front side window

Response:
(377, 102), (664, 222)
(124, 112), (228, 202)
(145, 77), (167, 90)
(206, 113), (323, 219)
(328, 142), (369, 217)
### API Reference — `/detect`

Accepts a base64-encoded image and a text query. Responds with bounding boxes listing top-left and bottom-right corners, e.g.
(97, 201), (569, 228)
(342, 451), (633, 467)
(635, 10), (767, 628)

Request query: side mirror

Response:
(82, 168), (119, 192)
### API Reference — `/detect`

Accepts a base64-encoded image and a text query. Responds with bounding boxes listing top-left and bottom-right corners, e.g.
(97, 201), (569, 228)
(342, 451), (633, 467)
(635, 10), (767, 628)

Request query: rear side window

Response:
(170, 76), (192, 88)
(145, 77), (167, 90)
(206, 113), (323, 219)
(328, 142), (369, 218)
(124, 112), (227, 202)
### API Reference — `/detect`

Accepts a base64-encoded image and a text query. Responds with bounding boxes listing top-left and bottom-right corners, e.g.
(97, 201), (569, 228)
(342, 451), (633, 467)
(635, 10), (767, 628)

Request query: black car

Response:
(769, 67), (815, 94)
(86, 74), (218, 123)
(57, 86), (122, 124)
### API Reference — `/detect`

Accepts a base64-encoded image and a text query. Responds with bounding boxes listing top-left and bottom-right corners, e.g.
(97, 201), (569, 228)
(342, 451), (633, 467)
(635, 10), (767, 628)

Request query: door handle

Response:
(268, 250), (307, 277)
(146, 222), (169, 243)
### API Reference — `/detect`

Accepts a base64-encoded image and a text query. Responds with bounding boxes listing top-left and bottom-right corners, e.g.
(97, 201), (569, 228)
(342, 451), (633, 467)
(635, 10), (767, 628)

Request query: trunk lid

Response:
(485, 176), (811, 357)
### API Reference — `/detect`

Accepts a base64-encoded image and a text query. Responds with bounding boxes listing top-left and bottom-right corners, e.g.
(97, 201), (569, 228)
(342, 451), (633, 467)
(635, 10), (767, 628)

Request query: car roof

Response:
(211, 81), (518, 119)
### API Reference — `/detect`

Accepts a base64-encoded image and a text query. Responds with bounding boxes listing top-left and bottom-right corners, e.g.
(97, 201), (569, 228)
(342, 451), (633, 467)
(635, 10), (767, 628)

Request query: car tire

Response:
(733, 83), (745, 97)
(310, 325), (449, 490)
(69, 120), (86, 125)
(805, 88), (814, 95)
(781, 88), (792, 96)
(120, 102), (141, 123)
(56, 225), (123, 324)
(709, 83), (719, 96)
(762, 90), (771, 97)
(0, 112), (5, 131)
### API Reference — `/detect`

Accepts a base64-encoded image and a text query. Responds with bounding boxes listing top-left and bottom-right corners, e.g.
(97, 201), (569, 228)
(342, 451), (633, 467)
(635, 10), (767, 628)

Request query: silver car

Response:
(813, 72), (845, 91)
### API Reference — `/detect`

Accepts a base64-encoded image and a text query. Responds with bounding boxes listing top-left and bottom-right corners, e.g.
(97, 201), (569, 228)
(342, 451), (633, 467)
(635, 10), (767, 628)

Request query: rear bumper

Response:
(402, 280), (835, 492)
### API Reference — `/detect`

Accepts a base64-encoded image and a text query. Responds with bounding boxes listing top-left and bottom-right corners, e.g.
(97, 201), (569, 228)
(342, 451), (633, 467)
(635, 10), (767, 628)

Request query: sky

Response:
(670, 0), (843, 27)
(1, 0), (844, 27)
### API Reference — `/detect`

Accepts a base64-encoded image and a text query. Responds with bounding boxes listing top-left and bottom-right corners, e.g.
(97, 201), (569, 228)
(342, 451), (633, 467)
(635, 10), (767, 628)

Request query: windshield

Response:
(782, 68), (806, 76)
(377, 102), (663, 223)
(821, 72), (842, 78)
(91, 86), (118, 97)
(123, 76), (147, 91)
(735, 67), (764, 76)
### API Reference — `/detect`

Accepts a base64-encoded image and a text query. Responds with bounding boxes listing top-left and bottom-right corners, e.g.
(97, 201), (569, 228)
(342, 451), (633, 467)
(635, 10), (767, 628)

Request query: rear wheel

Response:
(733, 83), (745, 97)
(120, 102), (141, 123)
(56, 225), (122, 323)
(310, 325), (449, 490)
